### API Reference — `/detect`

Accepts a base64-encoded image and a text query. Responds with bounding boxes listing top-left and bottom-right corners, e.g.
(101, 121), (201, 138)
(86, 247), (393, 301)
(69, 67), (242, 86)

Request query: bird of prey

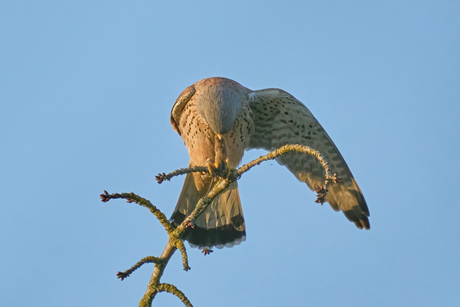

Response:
(170, 77), (369, 249)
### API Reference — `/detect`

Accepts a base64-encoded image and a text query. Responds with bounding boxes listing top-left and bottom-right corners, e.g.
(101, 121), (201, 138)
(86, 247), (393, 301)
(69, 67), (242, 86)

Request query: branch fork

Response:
(100, 144), (334, 306)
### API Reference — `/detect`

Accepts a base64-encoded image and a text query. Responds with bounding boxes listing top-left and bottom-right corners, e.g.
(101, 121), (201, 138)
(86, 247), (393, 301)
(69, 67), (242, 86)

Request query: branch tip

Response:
(315, 185), (328, 205)
(330, 173), (342, 183)
(117, 271), (129, 281)
(100, 190), (110, 202)
(184, 220), (195, 229)
(155, 172), (169, 184)
(106, 144), (334, 306)
(201, 248), (213, 256)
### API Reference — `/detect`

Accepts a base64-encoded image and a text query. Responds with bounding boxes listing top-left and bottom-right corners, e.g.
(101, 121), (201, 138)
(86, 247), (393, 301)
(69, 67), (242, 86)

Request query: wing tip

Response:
(354, 218), (371, 230)
(344, 207), (370, 230)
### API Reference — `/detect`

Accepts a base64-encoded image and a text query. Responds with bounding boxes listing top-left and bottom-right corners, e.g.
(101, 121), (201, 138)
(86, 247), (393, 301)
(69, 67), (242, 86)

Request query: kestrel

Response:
(170, 77), (369, 249)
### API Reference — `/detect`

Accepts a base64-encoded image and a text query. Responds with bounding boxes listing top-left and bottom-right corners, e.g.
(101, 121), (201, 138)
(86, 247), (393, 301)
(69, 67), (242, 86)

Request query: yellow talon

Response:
(205, 158), (231, 179)
(205, 160), (215, 177)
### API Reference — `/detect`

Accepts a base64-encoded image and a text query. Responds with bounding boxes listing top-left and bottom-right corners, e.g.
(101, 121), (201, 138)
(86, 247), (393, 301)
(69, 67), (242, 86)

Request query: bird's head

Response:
(195, 77), (249, 134)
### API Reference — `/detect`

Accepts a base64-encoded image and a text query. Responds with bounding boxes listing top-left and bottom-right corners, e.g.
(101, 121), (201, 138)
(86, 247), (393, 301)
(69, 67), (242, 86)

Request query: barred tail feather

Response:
(170, 172), (246, 249)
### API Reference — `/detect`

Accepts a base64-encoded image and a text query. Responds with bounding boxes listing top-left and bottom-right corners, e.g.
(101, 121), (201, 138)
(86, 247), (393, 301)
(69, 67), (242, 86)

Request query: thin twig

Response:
(100, 191), (174, 233)
(139, 243), (178, 307)
(117, 256), (164, 281)
(237, 144), (333, 178)
(140, 178), (231, 306)
(157, 283), (193, 307)
(102, 144), (335, 307)
(156, 166), (208, 184)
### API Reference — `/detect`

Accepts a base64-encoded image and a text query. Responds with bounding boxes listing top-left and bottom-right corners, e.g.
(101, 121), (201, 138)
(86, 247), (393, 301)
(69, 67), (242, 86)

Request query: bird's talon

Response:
(206, 161), (215, 177)
(214, 160), (230, 179)
(206, 159), (231, 179)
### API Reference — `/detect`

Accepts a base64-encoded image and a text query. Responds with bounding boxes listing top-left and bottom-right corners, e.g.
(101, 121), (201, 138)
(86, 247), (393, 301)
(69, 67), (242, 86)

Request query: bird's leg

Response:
(203, 134), (230, 196)
(205, 157), (216, 178)
(203, 158), (218, 195)
(213, 134), (230, 179)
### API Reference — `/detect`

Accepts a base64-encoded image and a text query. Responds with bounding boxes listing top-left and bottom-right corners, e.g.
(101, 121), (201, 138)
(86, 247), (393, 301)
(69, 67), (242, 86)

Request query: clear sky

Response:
(1, 1), (459, 306)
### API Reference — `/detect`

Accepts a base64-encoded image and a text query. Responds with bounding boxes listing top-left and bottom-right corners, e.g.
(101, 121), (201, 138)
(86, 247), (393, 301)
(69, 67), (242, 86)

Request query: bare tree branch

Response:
(100, 144), (334, 306)
(155, 166), (208, 184)
(117, 256), (164, 281)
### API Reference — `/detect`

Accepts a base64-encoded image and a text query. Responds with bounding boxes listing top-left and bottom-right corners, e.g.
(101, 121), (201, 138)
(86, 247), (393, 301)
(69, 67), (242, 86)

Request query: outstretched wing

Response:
(247, 89), (370, 229)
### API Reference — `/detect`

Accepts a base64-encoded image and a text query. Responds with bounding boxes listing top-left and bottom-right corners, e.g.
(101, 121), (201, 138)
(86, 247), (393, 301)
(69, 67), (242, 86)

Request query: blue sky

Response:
(1, 1), (459, 306)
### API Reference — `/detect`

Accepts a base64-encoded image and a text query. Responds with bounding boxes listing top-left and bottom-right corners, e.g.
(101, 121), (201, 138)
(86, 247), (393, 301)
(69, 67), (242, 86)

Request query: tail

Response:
(170, 171), (246, 249)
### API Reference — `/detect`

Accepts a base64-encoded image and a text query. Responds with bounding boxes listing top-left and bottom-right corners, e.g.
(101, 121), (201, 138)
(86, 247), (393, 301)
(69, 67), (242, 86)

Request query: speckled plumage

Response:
(170, 77), (370, 249)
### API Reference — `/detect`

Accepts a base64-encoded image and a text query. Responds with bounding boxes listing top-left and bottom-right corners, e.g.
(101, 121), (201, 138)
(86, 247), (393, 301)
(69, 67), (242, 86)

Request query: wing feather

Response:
(247, 89), (370, 229)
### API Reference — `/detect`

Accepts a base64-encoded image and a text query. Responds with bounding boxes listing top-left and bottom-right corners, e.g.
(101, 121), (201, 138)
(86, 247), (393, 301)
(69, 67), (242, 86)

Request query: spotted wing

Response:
(247, 89), (370, 229)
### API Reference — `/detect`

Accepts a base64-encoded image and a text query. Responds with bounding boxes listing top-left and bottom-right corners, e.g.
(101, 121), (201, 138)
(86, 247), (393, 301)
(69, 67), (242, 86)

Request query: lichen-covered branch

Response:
(157, 283), (193, 307)
(169, 236), (190, 271)
(155, 166), (208, 184)
(175, 178), (229, 234)
(117, 256), (164, 281)
(100, 191), (174, 233)
(236, 144), (340, 203)
(100, 191), (192, 305)
(101, 144), (335, 307)
(237, 144), (333, 178)
(138, 243), (180, 307)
